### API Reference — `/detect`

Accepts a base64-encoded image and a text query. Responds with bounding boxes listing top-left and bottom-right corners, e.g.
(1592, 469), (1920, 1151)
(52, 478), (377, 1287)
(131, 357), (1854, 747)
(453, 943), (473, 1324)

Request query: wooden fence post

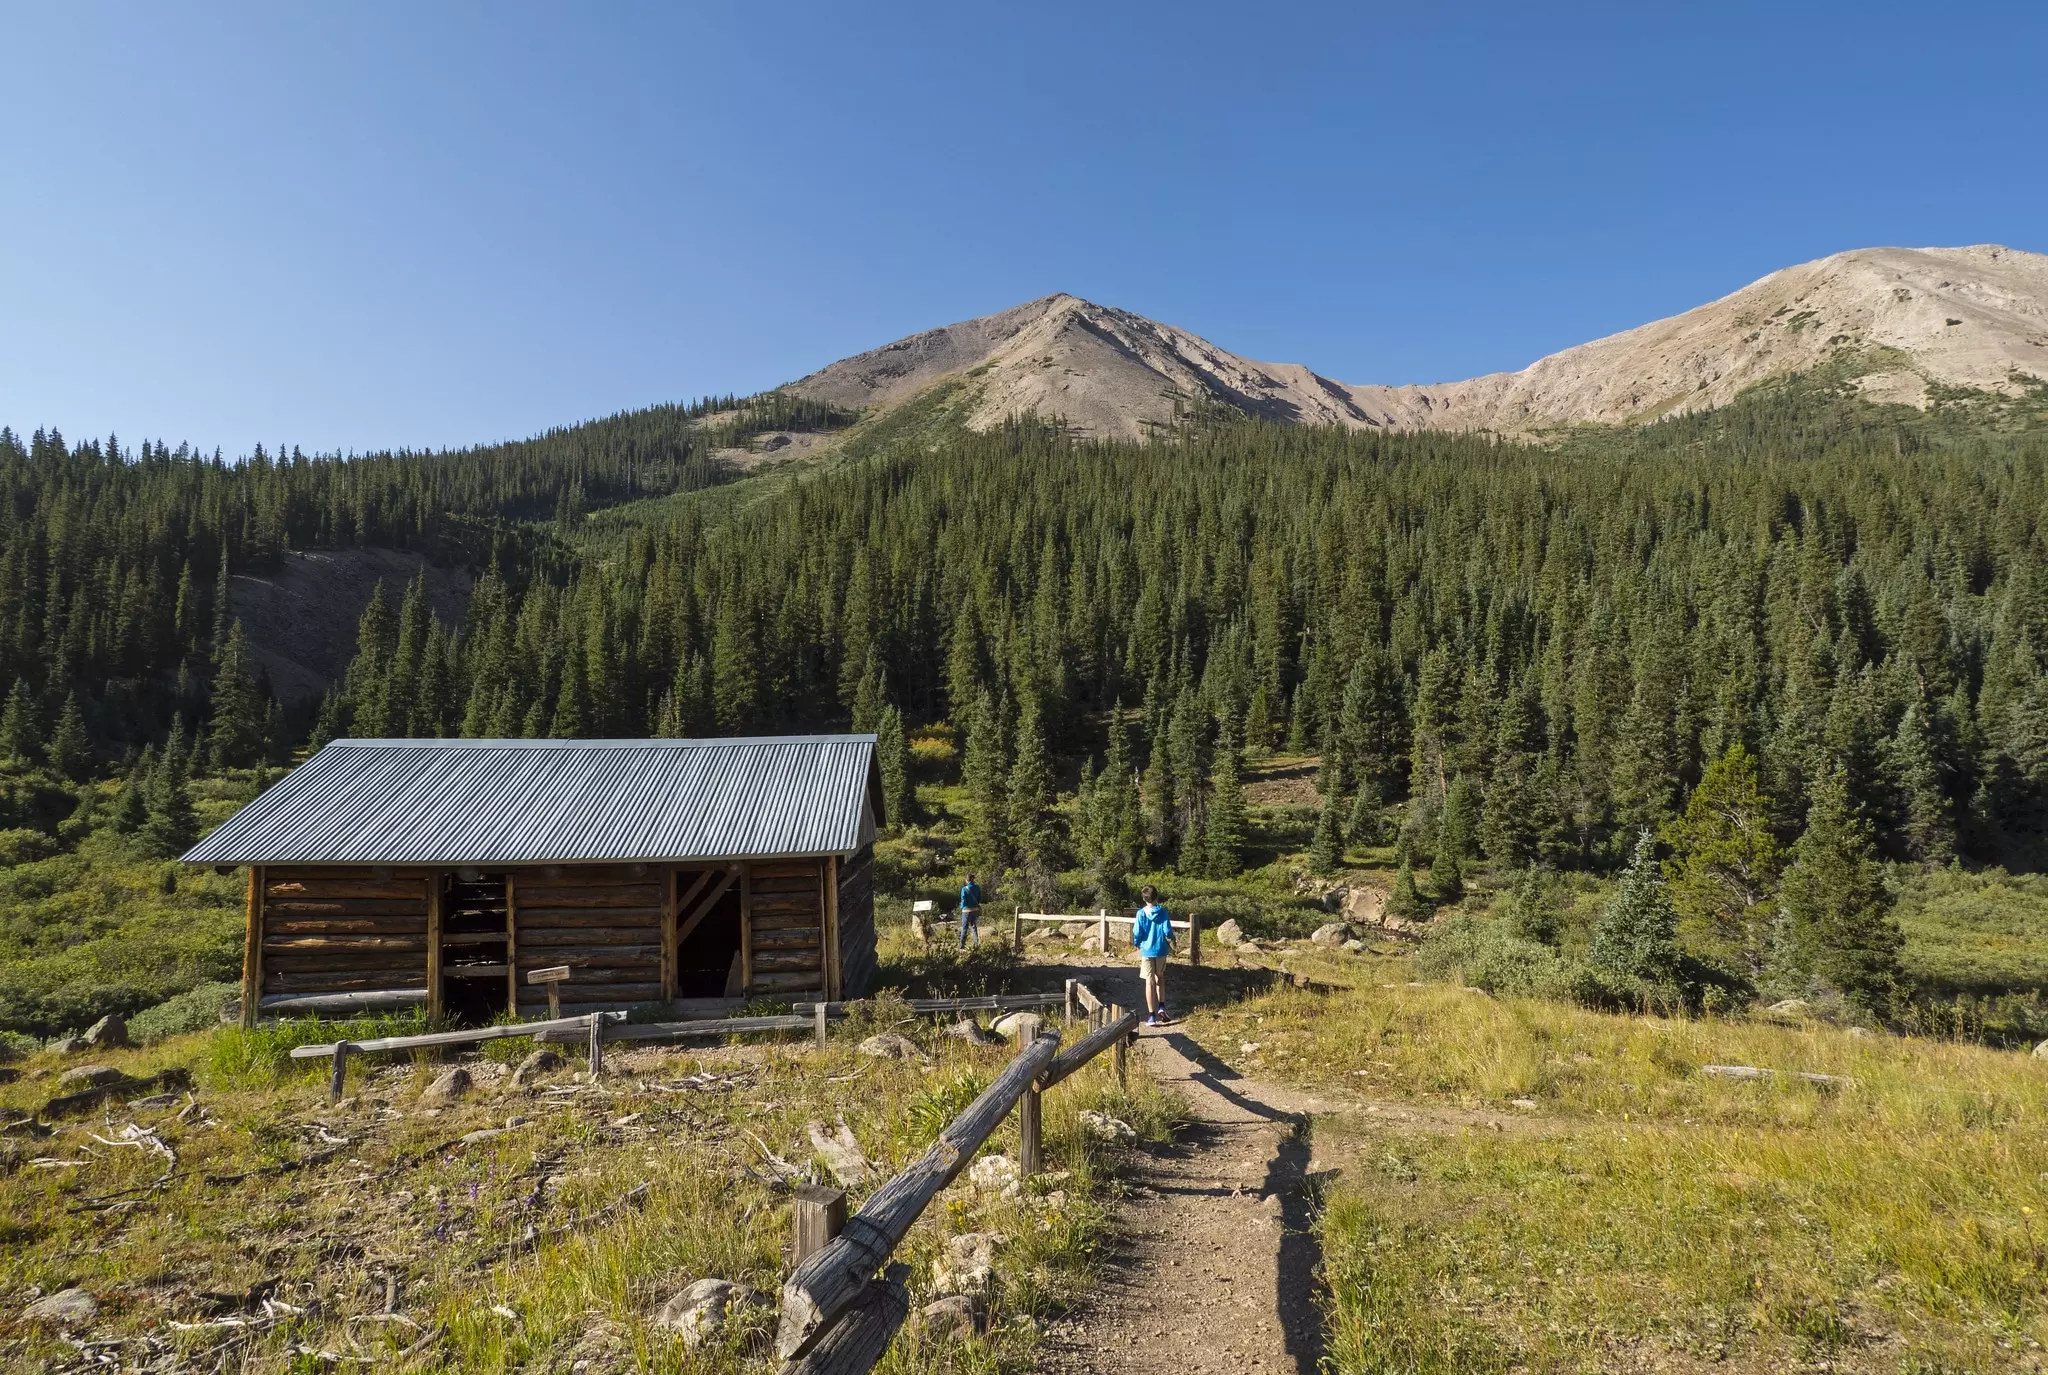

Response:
(587, 1013), (604, 1078)
(792, 1183), (846, 1270)
(1097, 908), (1109, 955)
(1109, 1004), (1127, 1087)
(328, 1042), (353, 1103)
(1189, 911), (1201, 967)
(814, 1000), (829, 1050)
(1012, 909), (1023, 954)
(1063, 979), (1080, 1025)
(1015, 1014), (1042, 1178)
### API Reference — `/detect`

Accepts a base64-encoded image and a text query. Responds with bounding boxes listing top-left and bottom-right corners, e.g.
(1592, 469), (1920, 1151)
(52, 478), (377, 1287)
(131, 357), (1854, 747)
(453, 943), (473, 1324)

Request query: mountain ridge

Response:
(785, 245), (2048, 439)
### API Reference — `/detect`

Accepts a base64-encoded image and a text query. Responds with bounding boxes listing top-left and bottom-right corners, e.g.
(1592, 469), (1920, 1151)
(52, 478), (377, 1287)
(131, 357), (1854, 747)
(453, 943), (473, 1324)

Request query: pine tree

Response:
(0, 677), (42, 762)
(208, 620), (269, 767)
(1308, 789), (1342, 875)
(1387, 849), (1428, 921)
(876, 703), (911, 827)
(1008, 693), (1057, 899)
(1438, 774), (1478, 873)
(1589, 830), (1684, 1001)
(962, 691), (1011, 874)
(1888, 700), (1955, 863)
(1771, 768), (1904, 1013)
(138, 722), (198, 858)
(110, 747), (152, 834)
(49, 691), (91, 780)
(1205, 717), (1247, 878)
(1662, 742), (1782, 976)
(1346, 779), (1385, 848)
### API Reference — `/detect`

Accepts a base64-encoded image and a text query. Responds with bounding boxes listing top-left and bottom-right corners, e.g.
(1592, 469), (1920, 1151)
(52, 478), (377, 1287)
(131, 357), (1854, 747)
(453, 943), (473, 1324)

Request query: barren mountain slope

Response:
(785, 246), (2048, 437)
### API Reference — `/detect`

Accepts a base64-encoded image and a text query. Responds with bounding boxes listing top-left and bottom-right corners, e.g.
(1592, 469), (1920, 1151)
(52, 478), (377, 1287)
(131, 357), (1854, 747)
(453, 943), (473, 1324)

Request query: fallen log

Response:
(776, 1029), (1060, 1359)
(1701, 1064), (1853, 1087)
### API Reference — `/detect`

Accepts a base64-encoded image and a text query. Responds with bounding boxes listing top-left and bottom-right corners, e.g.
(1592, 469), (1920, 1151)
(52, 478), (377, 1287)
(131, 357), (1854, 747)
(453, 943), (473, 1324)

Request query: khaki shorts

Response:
(1138, 955), (1165, 980)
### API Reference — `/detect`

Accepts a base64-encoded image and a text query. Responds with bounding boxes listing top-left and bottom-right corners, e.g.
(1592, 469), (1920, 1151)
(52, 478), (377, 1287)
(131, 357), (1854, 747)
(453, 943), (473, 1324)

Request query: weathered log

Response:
(777, 1265), (909, 1375)
(776, 1030), (1061, 1359)
(1037, 1008), (1141, 1091)
(259, 988), (428, 1015)
(288, 1013), (621, 1059)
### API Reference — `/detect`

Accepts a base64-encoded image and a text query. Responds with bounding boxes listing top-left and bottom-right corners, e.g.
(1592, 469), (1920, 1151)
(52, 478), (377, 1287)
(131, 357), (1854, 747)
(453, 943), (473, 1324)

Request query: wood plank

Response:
(749, 914), (823, 934)
(505, 907), (662, 926)
(443, 964), (510, 979)
(241, 866), (263, 1029)
(259, 989), (428, 1015)
(505, 887), (661, 907)
(264, 881), (425, 901)
(425, 871), (443, 1023)
(752, 951), (824, 974)
(516, 926), (665, 947)
(264, 936), (429, 952)
(747, 896), (821, 917)
(753, 930), (821, 951)
(749, 861), (822, 879)
(660, 864), (677, 1002)
(264, 898), (430, 918)
(748, 970), (829, 993)
(265, 918), (428, 936)
(506, 943), (661, 961)
(506, 873), (520, 1015)
(740, 864), (753, 992)
(825, 854), (842, 1003)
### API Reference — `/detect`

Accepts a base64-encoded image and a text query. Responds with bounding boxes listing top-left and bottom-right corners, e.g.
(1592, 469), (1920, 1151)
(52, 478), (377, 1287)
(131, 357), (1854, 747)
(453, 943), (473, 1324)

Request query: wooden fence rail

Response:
(776, 978), (1138, 1371)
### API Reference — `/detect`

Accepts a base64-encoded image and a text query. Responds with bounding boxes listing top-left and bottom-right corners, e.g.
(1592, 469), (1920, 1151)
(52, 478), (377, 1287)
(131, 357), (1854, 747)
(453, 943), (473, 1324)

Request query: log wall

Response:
(746, 858), (829, 996)
(837, 844), (878, 998)
(260, 867), (430, 999)
(511, 864), (664, 1013)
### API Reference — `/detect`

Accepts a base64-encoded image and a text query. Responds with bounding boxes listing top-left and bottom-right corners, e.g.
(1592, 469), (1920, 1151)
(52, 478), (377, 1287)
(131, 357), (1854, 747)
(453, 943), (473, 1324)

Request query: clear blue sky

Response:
(4, 2), (2044, 455)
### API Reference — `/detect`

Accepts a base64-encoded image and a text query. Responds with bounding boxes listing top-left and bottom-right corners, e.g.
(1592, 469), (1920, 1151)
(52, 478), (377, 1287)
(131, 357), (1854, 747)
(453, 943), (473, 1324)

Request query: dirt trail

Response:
(1040, 1000), (1346, 1375)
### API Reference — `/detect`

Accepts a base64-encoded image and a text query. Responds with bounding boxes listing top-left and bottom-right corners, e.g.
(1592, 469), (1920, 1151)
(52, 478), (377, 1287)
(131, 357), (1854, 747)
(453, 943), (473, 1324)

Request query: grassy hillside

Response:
(1185, 958), (2048, 1373)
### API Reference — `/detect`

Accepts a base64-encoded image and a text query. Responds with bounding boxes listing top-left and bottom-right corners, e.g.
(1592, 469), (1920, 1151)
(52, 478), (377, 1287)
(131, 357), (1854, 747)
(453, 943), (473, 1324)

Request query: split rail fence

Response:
(285, 979), (1142, 1375)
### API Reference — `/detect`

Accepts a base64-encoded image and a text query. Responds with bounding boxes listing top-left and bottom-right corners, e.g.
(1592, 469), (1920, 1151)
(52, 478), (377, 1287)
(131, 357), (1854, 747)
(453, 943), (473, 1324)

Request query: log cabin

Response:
(180, 736), (881, 1027)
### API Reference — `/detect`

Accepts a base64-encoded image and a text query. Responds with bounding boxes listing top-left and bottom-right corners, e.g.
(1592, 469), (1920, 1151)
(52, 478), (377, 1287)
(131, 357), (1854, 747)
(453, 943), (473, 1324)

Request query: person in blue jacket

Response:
(957, 873), (984, 949)
(1131, 884), (1175, 1025)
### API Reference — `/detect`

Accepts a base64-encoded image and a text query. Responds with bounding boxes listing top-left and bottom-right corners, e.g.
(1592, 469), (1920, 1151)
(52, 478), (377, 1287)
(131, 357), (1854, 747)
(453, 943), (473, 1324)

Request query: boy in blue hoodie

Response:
(1131, 884), (1175, 1025)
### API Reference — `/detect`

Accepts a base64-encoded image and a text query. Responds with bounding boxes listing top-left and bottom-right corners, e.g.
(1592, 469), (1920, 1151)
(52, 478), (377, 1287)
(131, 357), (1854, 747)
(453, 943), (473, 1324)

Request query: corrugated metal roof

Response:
(182, 736), (882, 866)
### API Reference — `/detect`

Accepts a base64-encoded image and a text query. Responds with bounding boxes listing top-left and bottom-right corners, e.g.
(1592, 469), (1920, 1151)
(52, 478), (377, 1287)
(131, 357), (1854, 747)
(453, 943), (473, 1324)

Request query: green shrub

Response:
(128, 980), (240, 1043)
(0, 827), (58, 866)
(1418, 912), (1606, 1003)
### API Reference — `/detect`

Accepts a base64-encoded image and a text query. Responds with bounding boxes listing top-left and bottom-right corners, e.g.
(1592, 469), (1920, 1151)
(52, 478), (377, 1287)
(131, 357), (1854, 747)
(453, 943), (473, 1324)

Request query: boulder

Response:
(931, 1232), (1003, 1297)
(82, 1014), (129, 1049)
(1214, 919), (1245, 946)
(1059, 922), (1092, 938)
(1078, 1109), (1135, 1142)
(857, 1033), (921, 1061)
(1310, 922), (1353, 947)
(1080, 934), (1104, 954)
(967, 1153), (1019, 1195)
(419, 1067), (472, 1105)
(990, 1012), (1041, 1040)
(57, 1065), (125, 1091)
(945, 1019), (998, 1045)
(511, 1049), (565, 1089)
(48, 1036), (91, 1056)
(1847, 1026), (1874, 1039)
(651, 1278), (768, 1351)
(921, 1294), (977, 1340)
(1341, 939), (1366, 954)
(2033, 1038), (2048, 1059)
(1344, 885), (1390, 926)
(25, 1288), (98, 1327)
(1765, 999), (1813, 1019)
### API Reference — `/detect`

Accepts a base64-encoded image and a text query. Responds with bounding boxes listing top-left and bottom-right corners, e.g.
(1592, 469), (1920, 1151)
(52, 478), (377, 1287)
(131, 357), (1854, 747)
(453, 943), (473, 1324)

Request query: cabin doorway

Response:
(673, 867), (744, 999)
(441, 871), (511, 1025)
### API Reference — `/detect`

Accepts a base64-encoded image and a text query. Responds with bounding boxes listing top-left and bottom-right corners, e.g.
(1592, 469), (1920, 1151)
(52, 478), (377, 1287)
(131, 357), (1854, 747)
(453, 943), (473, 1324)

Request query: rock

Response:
(1080, 934), (1104, 953)
(1236, 941), (1261, 954)
(945, 1018), (998, 1045)
(1321, 888), (1348, 913)
(1341, 939), (1366, 954)
(990, 1012), (1041, 1040)
(921, 1294), (977, 1340)
(1214, 919), (1245, 946)
(968, 1153), (1019, 1195)
(1847, 1026), (1874, 1039)
(419, 1067), (472, 1105)
(1310, 922), (1353, 947)
(2033, 1038), (2048, 1059)
(82, 1014), (129, 1049)
(1078, 1109), (1135, 1142)
(57, 1064), (125, 1091)
(48, 1036), (90, 1056)
(1059, 922), (1092, 938)
(1765, 998), (1812, 1017)
(458, 1128), (508, 1146)
(1509, 1098), (1538, 1111)
(25, 1288), (98, 1326)
(932, 1232), (1003, 1297)
(807, 1117), (872, 1186)
(650, 1278), (767, 1351)
(511, 1049), (565, 1089)
(1345, 885), (1390, 926)
(857, 1033), (921, 1061)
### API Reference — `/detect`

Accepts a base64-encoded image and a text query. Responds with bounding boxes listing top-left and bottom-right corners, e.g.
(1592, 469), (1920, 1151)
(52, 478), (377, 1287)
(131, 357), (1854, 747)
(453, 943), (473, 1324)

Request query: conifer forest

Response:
(4, 379), (2048, 1026)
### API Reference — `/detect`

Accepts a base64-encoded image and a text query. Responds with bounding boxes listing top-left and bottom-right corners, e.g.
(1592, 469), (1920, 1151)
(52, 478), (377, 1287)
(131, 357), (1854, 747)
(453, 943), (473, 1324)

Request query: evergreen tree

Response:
(208, 620), (269, 767)
(1387, 849), (1428, 921)
(1346, 778), (1385, 848)
(1662, 742), (1782, 977)
(0, 677), (42, 762)
(876, 703), (910, 827)
(110, 747), (152, 834)
(1205, 718), (1247, 878)
(1308, 789), (1343, 875)
(1438, 773), (1478, 873)
(1589, 830), (1684, 1002)
(962, 691), (1011, 874)
(49, 691), (91, 780)
(1008, 693), (1058, 899)
(138, 724), (198, 857)
(1771, 768), (1904, 1013)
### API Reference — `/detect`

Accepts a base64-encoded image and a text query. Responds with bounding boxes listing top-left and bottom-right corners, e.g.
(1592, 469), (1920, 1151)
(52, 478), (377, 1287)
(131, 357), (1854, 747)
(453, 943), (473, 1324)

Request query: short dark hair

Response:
(1139, 884), (1157, 902)
(965, 872), (976, 882)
